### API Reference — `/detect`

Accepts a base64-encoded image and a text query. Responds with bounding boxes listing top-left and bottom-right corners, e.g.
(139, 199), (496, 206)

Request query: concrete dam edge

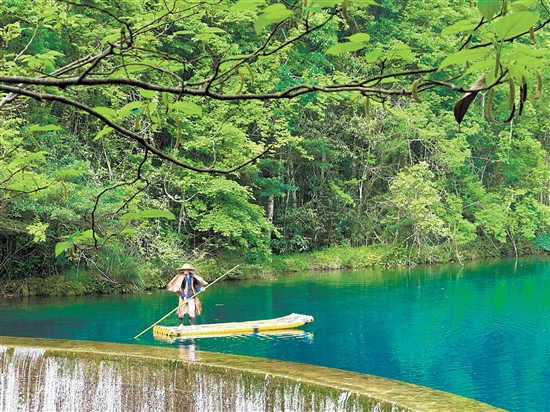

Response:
(0, 336), (505, 412)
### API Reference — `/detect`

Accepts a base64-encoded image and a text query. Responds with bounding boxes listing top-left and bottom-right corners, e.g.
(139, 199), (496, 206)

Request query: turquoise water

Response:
(1, 258), (549, 411)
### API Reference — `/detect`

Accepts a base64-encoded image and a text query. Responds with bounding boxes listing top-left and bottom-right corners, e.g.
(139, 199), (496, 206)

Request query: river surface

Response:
(1, 257), (549, 411)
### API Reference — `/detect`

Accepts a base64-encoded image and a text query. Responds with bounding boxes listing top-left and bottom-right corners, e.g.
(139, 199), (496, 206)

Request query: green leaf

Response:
(232, 0), (266, 10)
(55, 241), (72, 257)
(365, 49), (382, 63)
(120, 209), (175, 221)
(254, 4), (293, 34)
(56, 169), (87, 178)
(441, 19), (477, 35)
(170, 101), (202, 116)
(387, 44), (411, 61)
(27, 124), (62, 132)
(10, 152), (48, 166)
(120, 212), (140, 222)
(311, 0), (340, 6)
(112, 64), (149, 77)
(139, 209), (176, 219)
(238, 64), (255, 84)
(508, 64), (530, 83)
(354, 0), (380, 6)
(93, 106), (117, 118)
(78, 229), (100, 240)
(477, 0), (500, 21)
(463, 59), (497, 76)
(120, 101), (144, 115)
(200, 27), (225, 34)
(530, 50), (550, 58)
(94, 125), (113, 141)
(139, 89), (157, 98)
(438, 46), (492, 70)
(326, 42), (366, 55)
(509, 2), (530, 12)
(345, 33), (370, 43)
(513, 56), (544, 67)
(494, 11), (539, 40)
(219, 61), (236, 72)
(172, 30), (195, 35)
(7, 176), (49, 191)
(486, 70), (498, 86)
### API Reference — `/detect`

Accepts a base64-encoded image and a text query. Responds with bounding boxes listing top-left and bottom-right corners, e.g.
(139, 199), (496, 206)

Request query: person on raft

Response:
(167, 263), (208, 329)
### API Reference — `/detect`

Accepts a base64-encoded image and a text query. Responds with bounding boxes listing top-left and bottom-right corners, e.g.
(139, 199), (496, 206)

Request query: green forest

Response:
(1, 0), (549, 296)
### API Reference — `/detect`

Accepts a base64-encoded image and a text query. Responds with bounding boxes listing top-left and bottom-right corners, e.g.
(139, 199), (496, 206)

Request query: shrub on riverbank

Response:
(1, 241), (547, 297)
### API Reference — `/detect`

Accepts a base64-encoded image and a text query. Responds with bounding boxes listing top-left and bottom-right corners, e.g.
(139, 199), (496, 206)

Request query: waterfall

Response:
(0, 338), (505, 412)
(0, 345), (392, 412)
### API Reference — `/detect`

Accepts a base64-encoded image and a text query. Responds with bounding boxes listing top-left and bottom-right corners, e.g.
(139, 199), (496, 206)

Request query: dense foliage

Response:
(1, 0), (549, 295)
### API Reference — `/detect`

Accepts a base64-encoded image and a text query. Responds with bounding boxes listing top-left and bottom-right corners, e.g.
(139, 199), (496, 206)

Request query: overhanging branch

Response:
(0, 84), (272, 173)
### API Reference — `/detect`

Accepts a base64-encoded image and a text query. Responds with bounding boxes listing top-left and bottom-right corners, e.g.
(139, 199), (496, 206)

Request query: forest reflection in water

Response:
(1, 257), (548, 412)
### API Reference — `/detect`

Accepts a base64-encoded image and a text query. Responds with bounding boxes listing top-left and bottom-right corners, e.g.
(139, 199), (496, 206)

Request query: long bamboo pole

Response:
(133, 264), (240, 339)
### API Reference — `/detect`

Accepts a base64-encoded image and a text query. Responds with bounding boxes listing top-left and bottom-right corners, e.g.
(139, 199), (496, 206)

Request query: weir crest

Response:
(0, 337), (505, 412)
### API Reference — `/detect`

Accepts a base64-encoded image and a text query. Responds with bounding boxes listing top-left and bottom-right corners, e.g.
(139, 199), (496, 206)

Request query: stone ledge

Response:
(0, 336), (505, 412)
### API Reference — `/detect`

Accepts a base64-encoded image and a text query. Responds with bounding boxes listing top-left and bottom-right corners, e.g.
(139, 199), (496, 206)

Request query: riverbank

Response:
(1, 242), (547, 298)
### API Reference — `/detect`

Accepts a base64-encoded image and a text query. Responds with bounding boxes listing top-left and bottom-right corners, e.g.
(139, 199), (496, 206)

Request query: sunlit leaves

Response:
(19, 50), (64, 71)
(508, 64), (529, 84)
(8, 152), (47, 167)
(354, 0), (380, 6)
(93, 106), (117, 118)
(326, 42), (365, 55)
(232, 0), (266, 10)
(0, 21), (21, 44)
(494, 11), (539, 40)
(254, 4), (293, 34)
(438, 46), (492, 70)
(477, 0), (500, 22)
(192, 27), (226, 42)
(55, 241), (72, 257)
(55, 169), (87, 179)
(346, 33), (371, 43)
(94, 126), (113, 141)
(513, 56), (543, 67)
(120, 209), (176, 222)
(55, 230), (102, 257)
(27, 124), (62, 132)
(6, 174), (50, 192)
(326, 32), (370, 55)
(441, 19), (478, 35)
(26, 222), (49, 243)
(139, 89), (156, 99)
(463, 59), (497, 77)
(170, 101), (202, 116)
(508, 0), (537, 12)
(389, 162), (449, 238)
(366, 44), (411, 63)
(310, 0), (340, 6)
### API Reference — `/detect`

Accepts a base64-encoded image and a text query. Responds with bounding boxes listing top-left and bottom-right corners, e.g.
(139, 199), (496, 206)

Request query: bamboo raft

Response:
(153, 313), (314, 338)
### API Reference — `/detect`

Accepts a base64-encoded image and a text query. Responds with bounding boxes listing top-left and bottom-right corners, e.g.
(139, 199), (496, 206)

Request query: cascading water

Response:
(0, 344), (395, 412)
(0, 338), (505, 412)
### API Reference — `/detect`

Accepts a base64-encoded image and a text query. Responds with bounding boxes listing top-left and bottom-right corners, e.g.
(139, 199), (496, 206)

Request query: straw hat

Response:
(176, 263), (196, 271)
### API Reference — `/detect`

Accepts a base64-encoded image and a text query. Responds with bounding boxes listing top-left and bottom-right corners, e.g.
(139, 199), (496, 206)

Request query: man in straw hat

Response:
(167, 263), (208, 329)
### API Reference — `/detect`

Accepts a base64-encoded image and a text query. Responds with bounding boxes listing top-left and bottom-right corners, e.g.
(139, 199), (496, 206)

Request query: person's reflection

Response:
(188, 338), (196, 361)
(178, 338), (199, 361)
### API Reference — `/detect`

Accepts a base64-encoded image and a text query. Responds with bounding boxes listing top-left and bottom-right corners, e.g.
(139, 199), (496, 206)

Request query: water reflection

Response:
(157, 330), (313, 345)
(1, 257), (548, 412)
(178, 338), (200, 361)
